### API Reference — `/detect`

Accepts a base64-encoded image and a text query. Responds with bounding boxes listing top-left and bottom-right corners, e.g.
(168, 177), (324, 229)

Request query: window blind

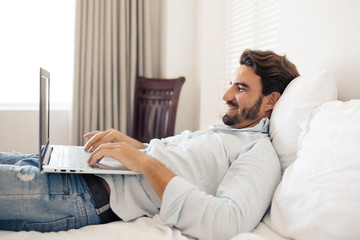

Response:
(221, 0), (280, 99)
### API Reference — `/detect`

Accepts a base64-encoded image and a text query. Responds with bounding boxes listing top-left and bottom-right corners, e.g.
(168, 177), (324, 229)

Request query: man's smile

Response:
(226, 101), (239, 111)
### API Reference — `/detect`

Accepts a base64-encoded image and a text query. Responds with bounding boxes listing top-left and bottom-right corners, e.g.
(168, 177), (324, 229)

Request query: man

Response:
(0, 50), (299, 240)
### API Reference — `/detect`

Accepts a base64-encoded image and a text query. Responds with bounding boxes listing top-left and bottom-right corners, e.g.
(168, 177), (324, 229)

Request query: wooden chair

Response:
(133, 76), (185, 143)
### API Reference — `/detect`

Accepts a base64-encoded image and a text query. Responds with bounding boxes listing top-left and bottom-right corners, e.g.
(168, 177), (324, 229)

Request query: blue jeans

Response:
(0, 152), (101, 232)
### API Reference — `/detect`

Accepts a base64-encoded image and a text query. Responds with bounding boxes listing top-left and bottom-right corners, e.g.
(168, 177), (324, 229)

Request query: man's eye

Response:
(238, 87), (244, 91)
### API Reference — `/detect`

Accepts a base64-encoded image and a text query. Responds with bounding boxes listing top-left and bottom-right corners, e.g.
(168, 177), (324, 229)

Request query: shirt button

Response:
(188, 136), (192, 139)
(163, 141), (168, 145)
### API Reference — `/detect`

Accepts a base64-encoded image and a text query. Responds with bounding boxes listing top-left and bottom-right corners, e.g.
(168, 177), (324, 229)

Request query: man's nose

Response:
(222, 87), (234, 101)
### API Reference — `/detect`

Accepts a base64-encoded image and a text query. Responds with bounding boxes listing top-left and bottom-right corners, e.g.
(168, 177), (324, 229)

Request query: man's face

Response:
(222, 65), (271, 129)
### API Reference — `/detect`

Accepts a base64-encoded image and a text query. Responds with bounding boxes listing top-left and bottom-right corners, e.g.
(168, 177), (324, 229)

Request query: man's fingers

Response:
(83, 131), (101, 139)
(87, 143), (120, 165)
(88, 142), (118, 160)
(88, 150), (109, 165)
(84, 130), (111, 151)
(86, 132), (116, 152)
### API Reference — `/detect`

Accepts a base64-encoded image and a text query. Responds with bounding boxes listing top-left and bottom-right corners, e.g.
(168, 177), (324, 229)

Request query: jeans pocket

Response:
(23, 216), (76, 232)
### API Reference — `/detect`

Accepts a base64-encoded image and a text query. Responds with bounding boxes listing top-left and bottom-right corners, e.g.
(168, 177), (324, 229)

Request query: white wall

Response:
(0, 109), (71, 154)
(160, 0), (200, 133)
(277, 0), (360, 101)
(197, 0), (224, 129)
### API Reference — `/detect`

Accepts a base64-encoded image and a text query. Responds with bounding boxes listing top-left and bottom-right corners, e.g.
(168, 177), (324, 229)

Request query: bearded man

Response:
(0, 49), (299, 240)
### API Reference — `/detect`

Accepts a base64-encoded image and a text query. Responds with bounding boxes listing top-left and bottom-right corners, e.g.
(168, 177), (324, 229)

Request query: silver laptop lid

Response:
(39, 68), (50, 171)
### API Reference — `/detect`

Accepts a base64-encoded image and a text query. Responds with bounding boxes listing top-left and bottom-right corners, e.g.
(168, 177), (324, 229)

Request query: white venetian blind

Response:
(221, 0), (280, 96)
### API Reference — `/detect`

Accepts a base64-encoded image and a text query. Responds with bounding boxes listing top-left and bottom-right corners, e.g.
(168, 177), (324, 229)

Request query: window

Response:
(221, 0), (280, 100)
(0, 0), (75, 109)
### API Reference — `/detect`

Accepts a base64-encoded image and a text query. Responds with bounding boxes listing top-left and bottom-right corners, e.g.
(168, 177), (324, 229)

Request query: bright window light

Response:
(0, 0), (75, 108)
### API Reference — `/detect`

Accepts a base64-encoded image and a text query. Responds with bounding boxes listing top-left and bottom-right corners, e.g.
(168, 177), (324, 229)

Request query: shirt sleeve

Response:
(159, 137), (281, 240)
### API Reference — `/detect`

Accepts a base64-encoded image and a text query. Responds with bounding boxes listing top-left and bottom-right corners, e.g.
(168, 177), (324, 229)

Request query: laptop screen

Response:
(39, 68), (50, 170)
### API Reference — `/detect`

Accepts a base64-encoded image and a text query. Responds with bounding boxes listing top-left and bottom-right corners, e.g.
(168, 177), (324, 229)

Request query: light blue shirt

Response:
(100, 118), (280, 240)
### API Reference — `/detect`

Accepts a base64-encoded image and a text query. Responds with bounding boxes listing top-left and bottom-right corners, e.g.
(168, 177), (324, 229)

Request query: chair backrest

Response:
(133, 76), (185, 143)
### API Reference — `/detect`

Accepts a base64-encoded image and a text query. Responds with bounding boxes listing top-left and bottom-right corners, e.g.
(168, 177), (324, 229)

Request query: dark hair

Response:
(240, 49), (300, 95)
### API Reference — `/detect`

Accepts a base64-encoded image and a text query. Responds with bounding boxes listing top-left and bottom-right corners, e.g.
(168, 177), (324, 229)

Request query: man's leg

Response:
(0, 152), (37, 165)
(0, 154), (101, 232)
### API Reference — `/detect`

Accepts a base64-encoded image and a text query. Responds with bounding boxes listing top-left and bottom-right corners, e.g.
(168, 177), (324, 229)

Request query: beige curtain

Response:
(72, 0), (154, 145)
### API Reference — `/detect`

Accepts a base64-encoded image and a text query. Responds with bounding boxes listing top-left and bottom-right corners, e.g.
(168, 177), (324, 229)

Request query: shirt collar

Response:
(211, 117), (270, 134)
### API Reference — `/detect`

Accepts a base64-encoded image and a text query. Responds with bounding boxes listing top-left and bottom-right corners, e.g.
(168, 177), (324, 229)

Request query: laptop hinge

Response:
(43, 146), (53, 165)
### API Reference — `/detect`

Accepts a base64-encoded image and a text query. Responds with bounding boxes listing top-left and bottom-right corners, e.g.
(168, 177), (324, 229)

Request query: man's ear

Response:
(264, 92), (281, 111)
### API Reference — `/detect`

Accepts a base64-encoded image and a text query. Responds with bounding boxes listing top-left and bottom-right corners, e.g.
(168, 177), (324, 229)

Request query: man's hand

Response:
(87, 141), (175, 199)
(83, 129), (147, 152)
(87, 142), (145, 172)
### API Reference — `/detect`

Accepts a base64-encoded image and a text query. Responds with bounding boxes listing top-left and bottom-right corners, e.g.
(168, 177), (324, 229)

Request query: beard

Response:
(222, 96), (263, 126)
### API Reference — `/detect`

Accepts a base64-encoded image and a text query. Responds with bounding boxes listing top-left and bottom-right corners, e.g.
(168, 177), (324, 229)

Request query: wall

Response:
(197, 0), (224, 129)
(160, 0), (199, 133)
(277, 0), (360, 101)
(0, 109), (71, 154)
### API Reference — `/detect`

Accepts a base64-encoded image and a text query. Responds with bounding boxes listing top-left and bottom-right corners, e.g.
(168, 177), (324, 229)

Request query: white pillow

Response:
(270, 70), (337, 172)
(265, 100), (360, 240)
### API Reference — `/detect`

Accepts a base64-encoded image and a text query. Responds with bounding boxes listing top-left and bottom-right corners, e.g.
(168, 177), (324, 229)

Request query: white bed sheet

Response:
(0, 215), (192, 240)
(232, 221), (290, 240)
(0, 215), (289, 240)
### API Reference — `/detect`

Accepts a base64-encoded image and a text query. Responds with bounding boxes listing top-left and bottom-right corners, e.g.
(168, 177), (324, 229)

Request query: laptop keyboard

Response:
(52, 146), (91, 169)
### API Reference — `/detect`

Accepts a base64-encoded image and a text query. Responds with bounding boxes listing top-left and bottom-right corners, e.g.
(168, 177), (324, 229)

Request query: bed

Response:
(1, 69), (359, 240)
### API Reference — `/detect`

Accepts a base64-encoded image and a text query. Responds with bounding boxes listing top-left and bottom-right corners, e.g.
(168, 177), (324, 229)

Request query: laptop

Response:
(39, 67), (138, 175)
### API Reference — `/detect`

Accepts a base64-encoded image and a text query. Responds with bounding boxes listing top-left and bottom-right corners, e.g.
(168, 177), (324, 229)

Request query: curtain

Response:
(72, 0), (154, 145)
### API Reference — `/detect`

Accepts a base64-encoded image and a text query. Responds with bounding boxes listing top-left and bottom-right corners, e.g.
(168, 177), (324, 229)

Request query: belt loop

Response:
(96, 203), (110, 215)
(62, 173), (69, 195)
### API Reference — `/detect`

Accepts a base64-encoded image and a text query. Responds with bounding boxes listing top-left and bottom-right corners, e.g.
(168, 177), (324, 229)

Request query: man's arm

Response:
(159, 138), (281, 240)
(87, 141), (175, 199)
